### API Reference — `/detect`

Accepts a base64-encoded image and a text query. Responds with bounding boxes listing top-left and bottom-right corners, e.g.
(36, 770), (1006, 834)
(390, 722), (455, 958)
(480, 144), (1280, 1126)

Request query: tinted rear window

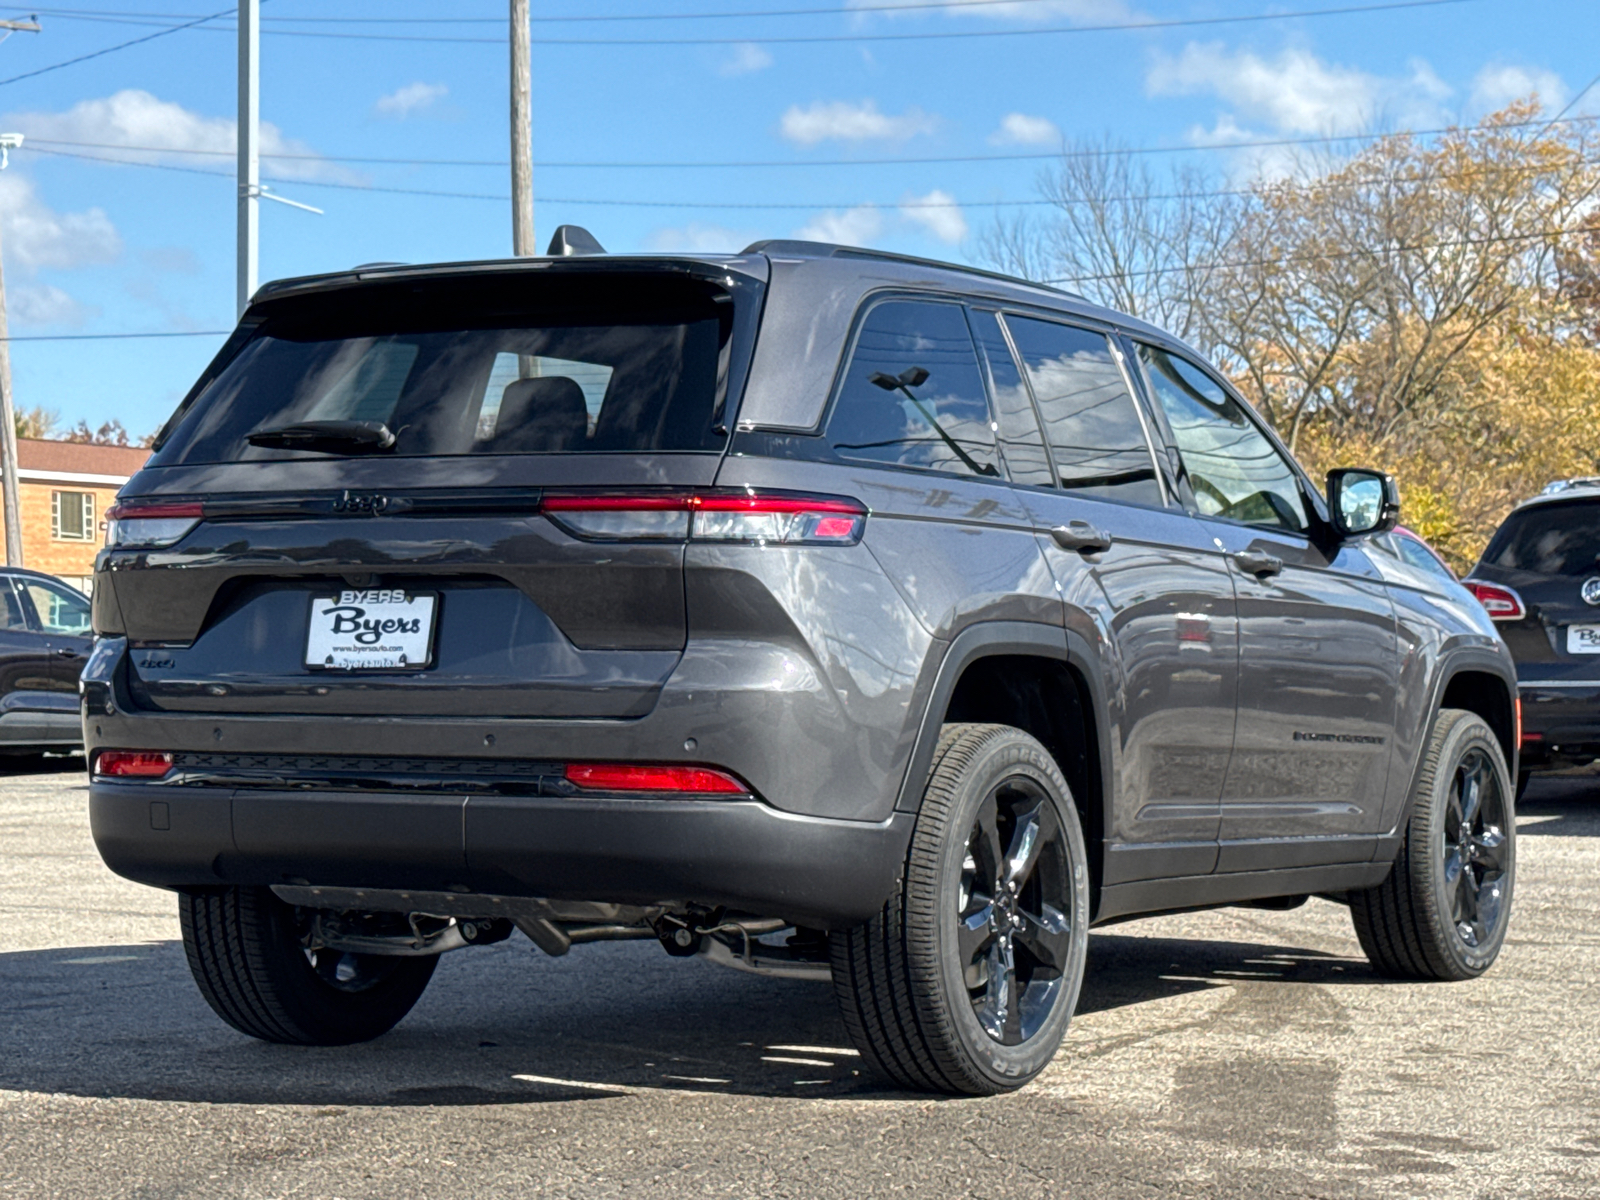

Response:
(152, 274), (735, 464)
(1484, 501), (1600, 577)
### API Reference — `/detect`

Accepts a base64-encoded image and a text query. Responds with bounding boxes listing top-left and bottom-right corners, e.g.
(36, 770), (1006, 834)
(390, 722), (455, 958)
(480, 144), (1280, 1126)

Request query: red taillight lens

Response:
(95, 751), (174, 778)
(540, 491), (866, 546)
(104, 501), (203, 549)
(564, 763), (748, 795)
(1464, 580), (1525, 621)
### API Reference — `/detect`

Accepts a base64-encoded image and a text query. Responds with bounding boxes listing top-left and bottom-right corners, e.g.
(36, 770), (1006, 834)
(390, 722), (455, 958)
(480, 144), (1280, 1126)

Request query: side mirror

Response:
(1327, 468), (1400, 538)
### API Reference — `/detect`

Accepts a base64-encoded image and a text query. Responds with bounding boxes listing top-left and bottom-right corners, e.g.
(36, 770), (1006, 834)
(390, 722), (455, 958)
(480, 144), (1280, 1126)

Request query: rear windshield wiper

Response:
(246, 420), (397, 454)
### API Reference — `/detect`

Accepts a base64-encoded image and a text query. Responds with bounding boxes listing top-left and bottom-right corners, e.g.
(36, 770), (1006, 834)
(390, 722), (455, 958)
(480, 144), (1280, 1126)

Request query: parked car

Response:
(1465, 478), (1600, 795)
(1373, 525), (1456, 581)
(0, 567), (91, 757)
(86, 232), (1519, 1095)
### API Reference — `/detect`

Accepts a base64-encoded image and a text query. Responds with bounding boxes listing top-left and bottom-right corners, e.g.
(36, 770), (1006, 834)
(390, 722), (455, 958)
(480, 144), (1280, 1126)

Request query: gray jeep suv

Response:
(86, 233), (1519, 1095)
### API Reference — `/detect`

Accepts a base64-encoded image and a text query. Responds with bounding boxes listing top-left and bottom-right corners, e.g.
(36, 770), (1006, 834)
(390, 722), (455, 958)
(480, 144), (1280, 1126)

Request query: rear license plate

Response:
(306, 590), (436, 670)
(1568, 624), (1600, 655)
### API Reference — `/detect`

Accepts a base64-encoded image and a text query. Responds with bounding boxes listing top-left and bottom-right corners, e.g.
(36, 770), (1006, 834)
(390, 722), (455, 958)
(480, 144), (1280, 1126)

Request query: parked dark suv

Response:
(1466, 479), (1600, 794)
(87, 234), (1519, 1095)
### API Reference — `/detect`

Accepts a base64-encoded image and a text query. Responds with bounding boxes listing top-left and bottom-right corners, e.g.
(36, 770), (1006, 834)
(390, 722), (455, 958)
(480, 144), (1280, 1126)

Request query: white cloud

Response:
(374, 82), (448, 119)
(900, 190), (967, 244)
(847, 0), (1136, 20)
(780, 100), (938, 145)
(795, 205), (884, 245)
(0, 173), (119, 273)
(719, 43), (773, 77)
(989, 112), (1061, 146)
(1470, 64), (1568, 116)
(8, 88), (358, 182)
(9, 283), (90, 328)
(645, 223), (757, 253)
(1146, 43), (1451, 136)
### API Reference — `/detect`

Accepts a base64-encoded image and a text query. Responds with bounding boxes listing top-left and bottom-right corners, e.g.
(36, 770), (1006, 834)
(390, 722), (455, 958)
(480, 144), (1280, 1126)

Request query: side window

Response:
(1003, 315), (1164, 506)
(0, 580), (29, 631)
(18, 580), (91, 635)
(828, 299), (999, 479)
(967, 309), (1054, 488)
(1135, 344), (1309, 534)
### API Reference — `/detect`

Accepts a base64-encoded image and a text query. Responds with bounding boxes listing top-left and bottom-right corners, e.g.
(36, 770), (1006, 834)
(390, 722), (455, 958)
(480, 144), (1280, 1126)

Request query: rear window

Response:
(151, 273), (736, 464)
(1484, 501), (1600, 577)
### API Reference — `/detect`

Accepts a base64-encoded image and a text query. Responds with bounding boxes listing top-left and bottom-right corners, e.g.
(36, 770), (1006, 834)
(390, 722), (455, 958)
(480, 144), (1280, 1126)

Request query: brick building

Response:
(0, 438), (151, 592)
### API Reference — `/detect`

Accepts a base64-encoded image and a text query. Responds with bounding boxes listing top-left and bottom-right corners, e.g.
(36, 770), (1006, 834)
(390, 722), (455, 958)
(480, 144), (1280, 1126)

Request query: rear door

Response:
(0, 576), (56, 709)
(100, 265), (763, 720)
(1133, 342), (1398, 870)
(992, 312), (1239, 884)
(13, 577), (93, 690)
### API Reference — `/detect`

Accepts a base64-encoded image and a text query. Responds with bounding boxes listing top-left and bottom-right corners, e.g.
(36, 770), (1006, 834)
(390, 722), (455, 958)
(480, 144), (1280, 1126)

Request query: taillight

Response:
(95, 750), (174, 778)
(104, 501), (203, 549)
(1464, 580), (1525, 621)
(540, 491), (866, 546)
(564, 763), (748, 795)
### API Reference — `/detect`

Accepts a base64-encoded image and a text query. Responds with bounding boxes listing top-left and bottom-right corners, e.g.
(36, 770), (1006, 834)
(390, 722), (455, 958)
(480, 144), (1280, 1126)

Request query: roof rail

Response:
(1539, 476), (1600, 496)
(740, 239), (1083, 300)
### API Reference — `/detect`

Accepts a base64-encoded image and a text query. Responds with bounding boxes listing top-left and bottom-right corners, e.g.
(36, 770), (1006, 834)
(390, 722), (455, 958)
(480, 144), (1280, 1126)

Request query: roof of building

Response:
(17, 438), (150, 480)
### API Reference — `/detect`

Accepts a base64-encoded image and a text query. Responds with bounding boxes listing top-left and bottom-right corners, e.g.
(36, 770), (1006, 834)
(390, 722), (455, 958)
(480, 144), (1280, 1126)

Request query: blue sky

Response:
(0, 0), (1594, 438)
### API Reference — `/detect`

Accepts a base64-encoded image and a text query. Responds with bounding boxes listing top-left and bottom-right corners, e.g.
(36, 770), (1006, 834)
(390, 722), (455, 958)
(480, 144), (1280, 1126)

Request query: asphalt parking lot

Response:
(2, 760), (1598, 1199)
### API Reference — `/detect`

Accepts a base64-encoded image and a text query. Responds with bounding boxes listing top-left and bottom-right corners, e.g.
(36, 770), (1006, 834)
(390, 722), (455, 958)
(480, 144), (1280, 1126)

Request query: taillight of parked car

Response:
(540, 491), (866, 546)
(564, 763), (749, 795)
(1464, 580), (1526, 621)
(103, 501), (203, 549)
(94, 751), (175, 778)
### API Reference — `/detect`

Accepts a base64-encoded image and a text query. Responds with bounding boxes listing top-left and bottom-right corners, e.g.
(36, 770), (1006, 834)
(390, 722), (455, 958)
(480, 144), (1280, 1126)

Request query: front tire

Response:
(1350, 709), (1515, 981)
(179, 886), (437, 1045)
(830, 724), (1090, 1095)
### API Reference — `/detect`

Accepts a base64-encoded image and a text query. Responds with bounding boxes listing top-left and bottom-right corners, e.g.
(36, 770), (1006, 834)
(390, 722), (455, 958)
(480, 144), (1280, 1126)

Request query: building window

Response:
(52, 490), (95, 541)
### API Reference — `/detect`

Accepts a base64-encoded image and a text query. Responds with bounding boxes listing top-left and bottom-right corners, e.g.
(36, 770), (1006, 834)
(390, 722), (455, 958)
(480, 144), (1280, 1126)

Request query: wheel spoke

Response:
(1459, 761), (1485, 828)
(1473, 826), (1508, 872)
(976, 938), (1015, 1042)
(1004, 797), (1058, 888)
(1016, 903), (1071, 973)
(958, 903), (996, 966)
(973, 794), (1004, 883)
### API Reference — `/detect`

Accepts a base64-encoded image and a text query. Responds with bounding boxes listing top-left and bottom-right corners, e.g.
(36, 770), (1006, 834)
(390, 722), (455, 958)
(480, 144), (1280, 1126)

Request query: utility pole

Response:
(0, 134), (24, 566)
(0, 21), (41, 566)
(510, 0), (533, 256)
(237, 0), (258, 316)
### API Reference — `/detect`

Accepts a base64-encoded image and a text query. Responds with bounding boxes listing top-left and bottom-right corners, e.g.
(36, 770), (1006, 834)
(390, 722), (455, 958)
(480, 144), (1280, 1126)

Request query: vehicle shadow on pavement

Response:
(1518, 773), (1600, 837)
(1, 925), (1373, 1107)
(0, 752), (83, 777)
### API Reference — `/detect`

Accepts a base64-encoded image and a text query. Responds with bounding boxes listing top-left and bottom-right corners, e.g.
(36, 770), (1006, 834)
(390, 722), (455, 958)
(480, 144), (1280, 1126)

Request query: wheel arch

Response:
(1387, 647), (1519, 847)
(895, 621), (1112, 904)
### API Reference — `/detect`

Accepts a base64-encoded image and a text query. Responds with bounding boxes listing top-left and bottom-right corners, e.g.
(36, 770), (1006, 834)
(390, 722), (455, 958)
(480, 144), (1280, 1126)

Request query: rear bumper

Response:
(1518, 679), (1600, 768)
(89, 782), (913, 929)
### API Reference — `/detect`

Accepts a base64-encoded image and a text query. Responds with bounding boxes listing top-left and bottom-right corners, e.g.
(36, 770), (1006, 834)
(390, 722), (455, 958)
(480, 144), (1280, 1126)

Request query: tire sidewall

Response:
(923, 731), (1090, 1089)
(1416, 715), (1516, 977)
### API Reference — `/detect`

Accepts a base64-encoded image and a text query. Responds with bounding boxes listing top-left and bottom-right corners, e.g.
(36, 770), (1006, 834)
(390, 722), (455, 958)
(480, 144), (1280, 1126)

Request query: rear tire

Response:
(1350, 709), (1515, 981)
(179, 886), (437, 1045)
(829, 724), (1090, 1095)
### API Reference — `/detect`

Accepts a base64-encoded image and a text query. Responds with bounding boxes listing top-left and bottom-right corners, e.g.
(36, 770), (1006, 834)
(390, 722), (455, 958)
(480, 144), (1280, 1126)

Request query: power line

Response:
(0, 4), (234, 87)
(23, 143), (1600, 212)
(0, 0), (1481, 45)
(0, 329), (230, 340)
(21, 113), (1599, 173)
(1045, 226), (1581, 286)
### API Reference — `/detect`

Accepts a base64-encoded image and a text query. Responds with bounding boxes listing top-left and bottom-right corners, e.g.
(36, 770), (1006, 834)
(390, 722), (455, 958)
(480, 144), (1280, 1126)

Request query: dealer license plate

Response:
(305, 590), (436, 670)
(1568, 624), (1600, 655)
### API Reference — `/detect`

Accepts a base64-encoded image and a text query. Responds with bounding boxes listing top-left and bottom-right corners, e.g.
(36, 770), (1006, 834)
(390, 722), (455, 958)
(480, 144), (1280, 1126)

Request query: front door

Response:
(15, 577), (94, 692)
(1131, 342), (1398, 872)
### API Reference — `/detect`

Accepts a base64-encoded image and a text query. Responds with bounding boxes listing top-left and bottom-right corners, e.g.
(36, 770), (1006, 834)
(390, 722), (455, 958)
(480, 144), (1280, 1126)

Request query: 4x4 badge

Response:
(1583, 577), (1600, 606)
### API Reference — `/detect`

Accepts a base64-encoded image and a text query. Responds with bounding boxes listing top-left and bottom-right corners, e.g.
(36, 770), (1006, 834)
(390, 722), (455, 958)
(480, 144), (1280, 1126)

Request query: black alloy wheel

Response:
(957, 777), (1075, 1046)
(1350, 708), (1516, 980)
(1441, 747), (1511, 951)
(831, 723), (1090, 1095)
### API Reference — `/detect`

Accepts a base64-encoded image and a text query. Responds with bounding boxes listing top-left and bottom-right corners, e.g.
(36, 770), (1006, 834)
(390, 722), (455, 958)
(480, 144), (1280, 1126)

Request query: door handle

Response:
(54, 647), (82, 659)
(1050, 521), (1114, 554)
(1231, 549), (1284, 579)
